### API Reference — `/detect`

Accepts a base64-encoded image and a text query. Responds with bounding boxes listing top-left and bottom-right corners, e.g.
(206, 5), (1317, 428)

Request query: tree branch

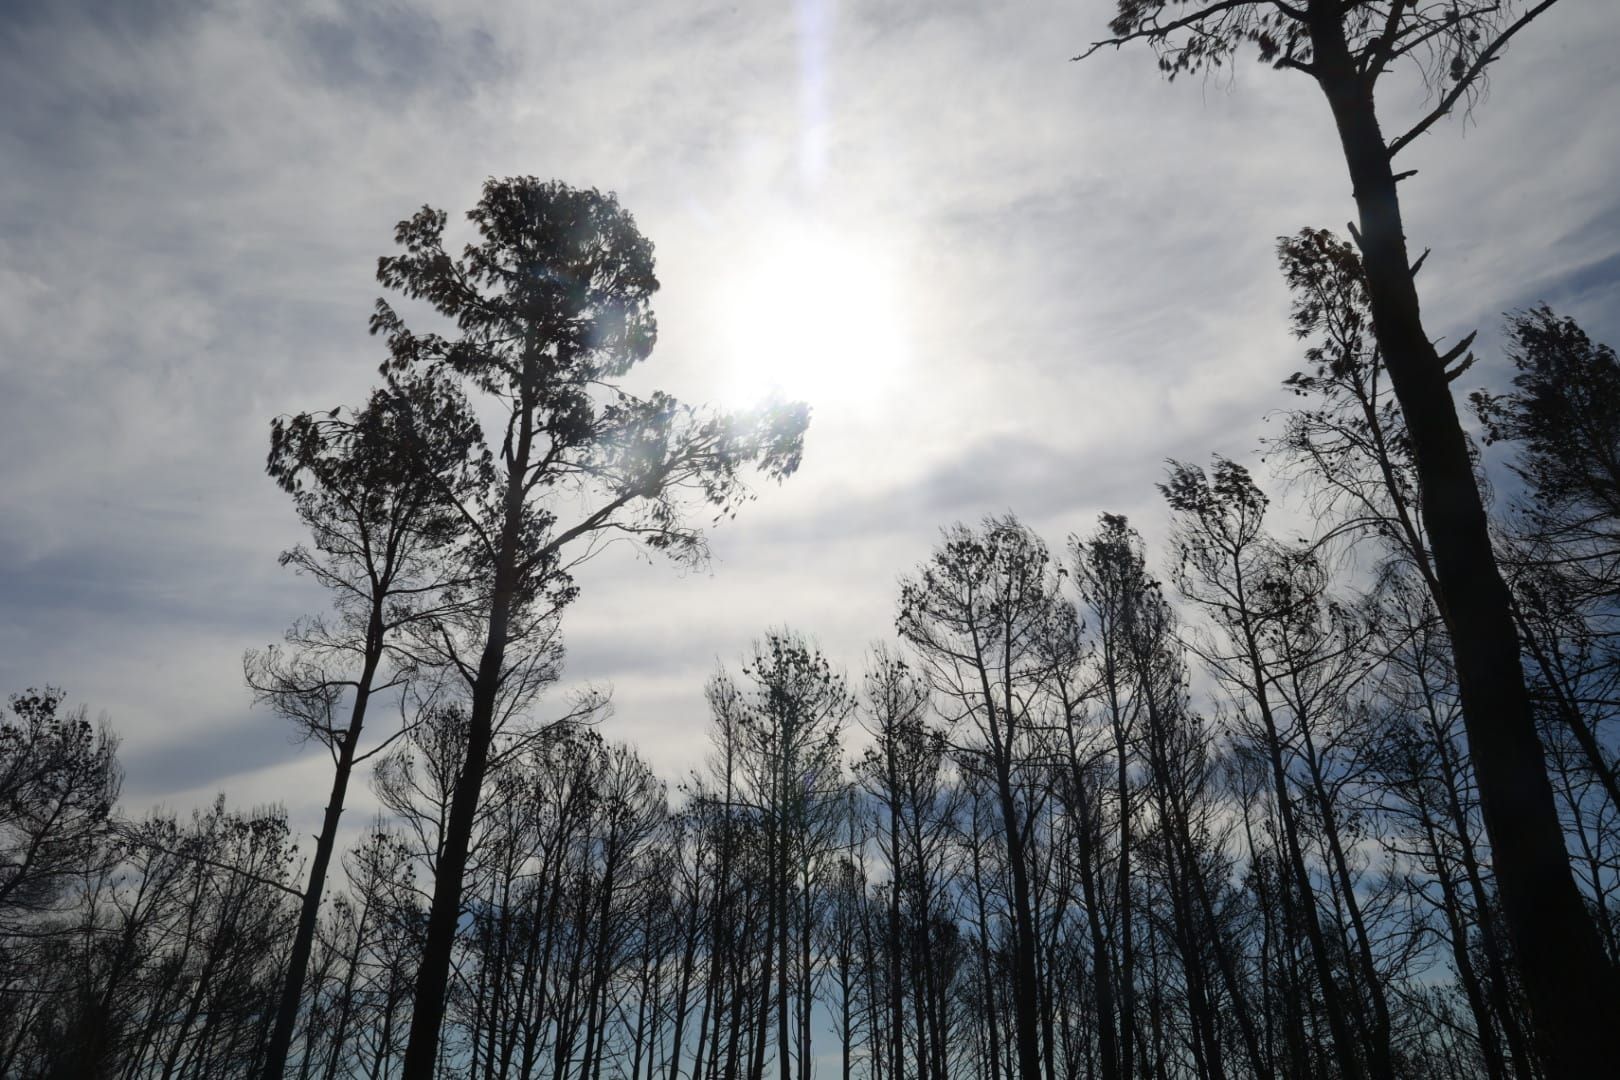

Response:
(1071, 0), (1261, 61)
(1387, 0), (1563, 159)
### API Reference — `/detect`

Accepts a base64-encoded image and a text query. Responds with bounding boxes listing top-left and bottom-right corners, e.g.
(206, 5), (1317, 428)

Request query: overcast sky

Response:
(4, 0), (1618, 840)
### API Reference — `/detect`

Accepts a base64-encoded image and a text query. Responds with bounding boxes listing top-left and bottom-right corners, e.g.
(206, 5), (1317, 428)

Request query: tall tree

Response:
(898, 517), (1059, 1080)
(368, 177), (808, 1079)
(724, 633), (852, 1080)
(1271, 227), (1431, 581)
(1475, 312), (1620, 754)
(856, 647), (957, 1080)
(1081, 4), (1620, 1068)
(1476, 309), (1620, 914)
(1162, 458), (1377, 1079)
(253, 375), (477, 1080)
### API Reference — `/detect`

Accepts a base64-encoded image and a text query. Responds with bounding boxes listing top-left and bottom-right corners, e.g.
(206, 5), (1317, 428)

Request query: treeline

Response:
(3, 231), (1617, 1080)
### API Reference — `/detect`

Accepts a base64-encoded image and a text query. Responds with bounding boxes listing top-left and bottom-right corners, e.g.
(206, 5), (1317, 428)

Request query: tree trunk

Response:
(261, 622), (384, 1080)
(966, 818), (1003, 1080)
(398, 593), (507, 1079)
(1309, 11), (1620, 1073)
(1107, 691), (1136, 1080)
(1061, 716), (1120, 1080)
(1294, 707), (1395, 1080)
(400, 354), (542, 1079)
(979, 629), (1043, 1080)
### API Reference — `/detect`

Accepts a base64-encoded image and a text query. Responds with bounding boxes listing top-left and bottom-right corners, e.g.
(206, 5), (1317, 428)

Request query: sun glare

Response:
(711, 222), (910, 412)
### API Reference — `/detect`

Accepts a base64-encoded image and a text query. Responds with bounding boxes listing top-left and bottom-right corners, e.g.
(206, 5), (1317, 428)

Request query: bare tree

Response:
(856, 647), (958, 1080)
(1476, 310), (1620, 813)
(1161, 459), (1378, 1078)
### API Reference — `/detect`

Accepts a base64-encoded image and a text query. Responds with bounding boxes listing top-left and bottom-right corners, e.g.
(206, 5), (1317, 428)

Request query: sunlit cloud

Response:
(1, 0), (1618, 831)
(706, 216), (912, 416)
(794, 0), (834, 191)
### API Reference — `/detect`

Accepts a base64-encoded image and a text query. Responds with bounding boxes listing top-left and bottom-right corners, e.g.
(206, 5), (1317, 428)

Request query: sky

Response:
(3, 0), (1619, 843)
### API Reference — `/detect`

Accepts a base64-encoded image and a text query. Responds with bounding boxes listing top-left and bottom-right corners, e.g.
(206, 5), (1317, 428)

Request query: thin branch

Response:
(1072, 0), (1260, 61)
(113, 827), (306, 901)
(1387, 0), (1563, 158)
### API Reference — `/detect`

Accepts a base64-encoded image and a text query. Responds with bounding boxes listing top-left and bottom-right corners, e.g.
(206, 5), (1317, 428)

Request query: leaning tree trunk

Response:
(1309, 11), (1620, 1074)
(398, 620), (503, 1080)
(262, 613), (385, 1080)
(400, 403), (532, 1078)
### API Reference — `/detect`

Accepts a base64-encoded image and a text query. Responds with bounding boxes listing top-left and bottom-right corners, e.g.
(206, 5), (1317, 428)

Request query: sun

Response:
(710, 221), (910, 412)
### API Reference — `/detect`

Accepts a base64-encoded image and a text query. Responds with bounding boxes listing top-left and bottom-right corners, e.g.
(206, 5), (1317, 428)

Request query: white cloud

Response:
(3, 0), (1618, 844)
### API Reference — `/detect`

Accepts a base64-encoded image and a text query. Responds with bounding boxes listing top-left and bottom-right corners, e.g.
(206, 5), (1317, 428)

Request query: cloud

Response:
(288, 1), (506, 103)
(3, 0), (1618, 842)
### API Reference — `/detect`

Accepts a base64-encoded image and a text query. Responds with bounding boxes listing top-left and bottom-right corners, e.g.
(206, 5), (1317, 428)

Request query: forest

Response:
(2, 3), (1618, 1080)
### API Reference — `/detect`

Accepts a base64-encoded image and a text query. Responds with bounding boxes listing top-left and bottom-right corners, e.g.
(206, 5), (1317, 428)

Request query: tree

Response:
(898, 517), (1059, 1080)
(1278, 233), (1620, 949)
(1475, 310), (1620, 688)
(62, 799), (300, 1080)
(856, 647), (957, 1080)
(2, 504), (1588, 1077)
(1361, 573), (1536, 1080)
(1474, 306), (1620, 592)
(1069, 515), (1159, 1080)
(1080, 4), (1620, 1069)
(1271, 227), (1431, 582)
(1273, 235), (1620, 1063)
(1161, 459), (1383, 1079)
(0, 688), (122, 1076)
(722, 632), (852, 1080)
(1476, 308), (1620, 915)
(252, 375), (478, 1080)
(0, 689), (119, 931)
(365, 177), (809, 1079)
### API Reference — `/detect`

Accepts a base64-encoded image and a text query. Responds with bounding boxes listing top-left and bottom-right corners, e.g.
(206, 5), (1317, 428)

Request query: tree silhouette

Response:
(7, 489), (1612, 1078)
(1474, 307), (1620, 603)
(365, 177), (809, 1079)
(1476, 311), (1620, 870)
(898, 517), (1060, 1080)
(252, 375), (480, 1080)
(0, 689), (119, 933)
(1080, 5), (1619, 1069)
